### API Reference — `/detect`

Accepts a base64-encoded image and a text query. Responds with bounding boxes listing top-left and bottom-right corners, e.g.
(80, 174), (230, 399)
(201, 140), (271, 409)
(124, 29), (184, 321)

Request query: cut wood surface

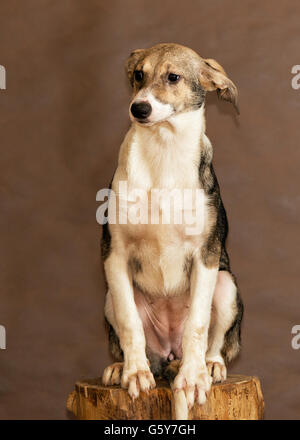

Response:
(67, 374), (264, 420)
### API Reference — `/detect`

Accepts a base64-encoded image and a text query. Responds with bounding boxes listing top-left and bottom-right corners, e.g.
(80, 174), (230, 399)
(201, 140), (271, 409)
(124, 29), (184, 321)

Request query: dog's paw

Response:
(121, 362), (156, 400)
(173, 363), (212, 408)
(102, 362), (123, 386)
(206, 360), (227, 384)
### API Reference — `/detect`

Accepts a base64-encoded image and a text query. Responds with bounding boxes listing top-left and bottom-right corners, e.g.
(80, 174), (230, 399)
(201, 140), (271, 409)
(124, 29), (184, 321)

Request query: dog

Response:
(101, 43), (243, 419)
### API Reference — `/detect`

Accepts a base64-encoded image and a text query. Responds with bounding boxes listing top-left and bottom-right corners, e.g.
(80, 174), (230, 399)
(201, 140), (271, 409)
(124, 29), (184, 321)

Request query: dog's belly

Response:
(127, 225), (198, 359)
(134, 285), (190, 360)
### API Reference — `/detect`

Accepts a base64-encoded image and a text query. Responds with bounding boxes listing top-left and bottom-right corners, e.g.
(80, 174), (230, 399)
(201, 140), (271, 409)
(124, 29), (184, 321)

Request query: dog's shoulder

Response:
(198, 134), (219, 196)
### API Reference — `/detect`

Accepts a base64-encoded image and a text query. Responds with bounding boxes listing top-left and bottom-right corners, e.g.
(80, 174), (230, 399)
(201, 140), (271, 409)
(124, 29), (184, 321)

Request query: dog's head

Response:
(126, 43), (239, 126)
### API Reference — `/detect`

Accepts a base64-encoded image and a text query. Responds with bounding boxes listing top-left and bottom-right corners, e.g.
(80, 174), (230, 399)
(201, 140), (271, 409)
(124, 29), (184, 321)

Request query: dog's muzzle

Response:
(130, 101), (152, 121)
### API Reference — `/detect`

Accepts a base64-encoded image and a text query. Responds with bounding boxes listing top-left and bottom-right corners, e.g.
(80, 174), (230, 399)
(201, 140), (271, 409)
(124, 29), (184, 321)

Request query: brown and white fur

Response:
(101, 43), (243, 419)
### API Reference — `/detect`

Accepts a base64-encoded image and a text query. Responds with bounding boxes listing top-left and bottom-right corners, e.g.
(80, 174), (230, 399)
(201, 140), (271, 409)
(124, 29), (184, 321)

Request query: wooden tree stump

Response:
(67, 374), (264, 420)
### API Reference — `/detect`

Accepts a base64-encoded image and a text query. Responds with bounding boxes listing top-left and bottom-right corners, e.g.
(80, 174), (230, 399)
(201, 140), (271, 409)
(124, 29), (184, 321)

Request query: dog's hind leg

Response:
(206, 270), (243, 383)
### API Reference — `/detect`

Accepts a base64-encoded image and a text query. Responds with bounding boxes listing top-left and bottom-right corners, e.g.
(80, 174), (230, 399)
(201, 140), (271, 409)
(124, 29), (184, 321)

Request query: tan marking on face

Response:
(127, 44), (206, 119)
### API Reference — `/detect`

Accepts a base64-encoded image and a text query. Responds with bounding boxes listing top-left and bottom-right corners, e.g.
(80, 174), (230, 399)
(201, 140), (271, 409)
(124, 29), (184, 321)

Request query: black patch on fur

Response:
(129, 257), (143, 274)
(190, 80), (206, 109)
(183, 254), (193, 277)
(216, 201), (231, 271)
(162, 359), (181, 382)
(101, 176), (114, 262)
(221, 288), (244, 364)
(219, 245), (230, 272)
(101, 221), (111, 261)
(105, 318), (124, 362)
(198, 148), (231, 269)
(147, 352), (168, 377)
(199, 160), (219, 195)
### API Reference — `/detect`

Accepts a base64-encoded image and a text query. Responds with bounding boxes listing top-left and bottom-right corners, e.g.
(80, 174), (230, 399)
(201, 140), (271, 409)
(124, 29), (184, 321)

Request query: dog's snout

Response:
(131, 101), (152, 120)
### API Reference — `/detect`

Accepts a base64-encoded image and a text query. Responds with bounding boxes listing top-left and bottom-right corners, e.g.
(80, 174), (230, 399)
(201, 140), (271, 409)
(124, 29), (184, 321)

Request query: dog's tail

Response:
(163, 360), (189, 420)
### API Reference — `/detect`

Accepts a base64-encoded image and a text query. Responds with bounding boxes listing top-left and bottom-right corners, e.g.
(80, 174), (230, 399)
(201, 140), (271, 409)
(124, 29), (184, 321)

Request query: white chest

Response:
(112, 109), (209, 295)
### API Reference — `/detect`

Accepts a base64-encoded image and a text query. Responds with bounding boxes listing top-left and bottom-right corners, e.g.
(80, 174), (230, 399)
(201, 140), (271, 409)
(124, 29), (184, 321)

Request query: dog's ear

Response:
(125, 49), (145, 86)
(199, 58), (239, 114)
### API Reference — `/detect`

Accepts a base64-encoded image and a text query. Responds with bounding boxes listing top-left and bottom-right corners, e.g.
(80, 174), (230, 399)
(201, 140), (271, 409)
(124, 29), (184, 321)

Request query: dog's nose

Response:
(130, 101), (152, 120)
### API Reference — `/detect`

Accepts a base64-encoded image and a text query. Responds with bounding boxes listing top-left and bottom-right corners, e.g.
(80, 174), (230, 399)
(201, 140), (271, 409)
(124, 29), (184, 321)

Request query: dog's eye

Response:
(134, 70), (144, 82)
(168, 73), (180, 83)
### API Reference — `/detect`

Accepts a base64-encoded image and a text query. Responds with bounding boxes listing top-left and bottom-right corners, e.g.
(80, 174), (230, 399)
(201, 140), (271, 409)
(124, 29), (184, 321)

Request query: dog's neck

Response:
(126, 106), (210, 189)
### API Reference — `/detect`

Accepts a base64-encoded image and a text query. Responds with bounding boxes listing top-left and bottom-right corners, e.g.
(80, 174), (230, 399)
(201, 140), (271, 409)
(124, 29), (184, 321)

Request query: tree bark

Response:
(67, 374), (264, 420)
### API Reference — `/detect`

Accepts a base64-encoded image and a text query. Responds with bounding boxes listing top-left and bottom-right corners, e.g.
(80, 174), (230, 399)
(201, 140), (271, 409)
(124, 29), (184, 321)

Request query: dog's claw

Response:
(173, 364), (212, 409)
(122, 365), (156, 399)
(102, 362), (123, 386)
(206, 361), (227, 383)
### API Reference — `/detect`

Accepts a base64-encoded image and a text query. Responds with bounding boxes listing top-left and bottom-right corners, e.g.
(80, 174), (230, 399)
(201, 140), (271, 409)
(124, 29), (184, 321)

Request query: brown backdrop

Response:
(0, 0), (299, 419)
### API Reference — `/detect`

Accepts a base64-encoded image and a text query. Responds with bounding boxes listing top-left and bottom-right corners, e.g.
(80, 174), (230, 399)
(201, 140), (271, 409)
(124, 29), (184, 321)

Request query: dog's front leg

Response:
(173, 258), (218, 416)
(104, 250), (155, 398)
